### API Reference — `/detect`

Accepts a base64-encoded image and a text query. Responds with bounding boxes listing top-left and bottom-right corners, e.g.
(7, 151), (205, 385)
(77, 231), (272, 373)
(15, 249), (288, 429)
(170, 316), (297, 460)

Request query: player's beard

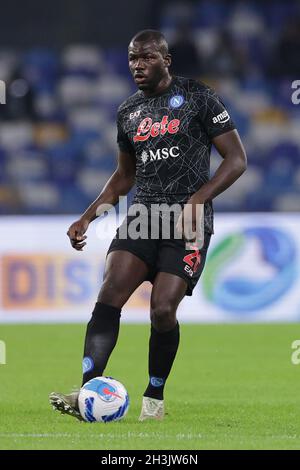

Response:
(136, 70), (168, 93)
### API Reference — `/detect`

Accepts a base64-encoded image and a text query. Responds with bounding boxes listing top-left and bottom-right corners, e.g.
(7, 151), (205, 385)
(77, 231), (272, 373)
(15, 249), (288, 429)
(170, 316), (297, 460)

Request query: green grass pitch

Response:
(0, 323), (300, 450)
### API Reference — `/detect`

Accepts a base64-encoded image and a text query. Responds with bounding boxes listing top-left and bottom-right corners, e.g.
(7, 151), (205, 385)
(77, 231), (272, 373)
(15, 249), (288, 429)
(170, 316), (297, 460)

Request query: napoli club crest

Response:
(169, 95), (184, 109)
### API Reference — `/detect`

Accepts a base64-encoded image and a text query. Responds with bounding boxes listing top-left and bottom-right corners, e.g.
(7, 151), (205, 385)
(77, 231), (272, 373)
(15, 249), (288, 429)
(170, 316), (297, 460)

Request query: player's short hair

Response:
(130, 30), (169, 56)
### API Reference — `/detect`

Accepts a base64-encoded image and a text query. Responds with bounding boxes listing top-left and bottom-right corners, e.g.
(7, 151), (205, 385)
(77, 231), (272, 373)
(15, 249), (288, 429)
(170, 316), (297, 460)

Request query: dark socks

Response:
(82, 302), (121, 385)
(144, 322), (180, 400)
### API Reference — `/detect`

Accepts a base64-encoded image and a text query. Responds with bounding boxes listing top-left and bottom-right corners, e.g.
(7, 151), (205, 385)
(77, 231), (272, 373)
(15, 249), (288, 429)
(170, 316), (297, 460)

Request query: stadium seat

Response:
(1, 1), (299, 214)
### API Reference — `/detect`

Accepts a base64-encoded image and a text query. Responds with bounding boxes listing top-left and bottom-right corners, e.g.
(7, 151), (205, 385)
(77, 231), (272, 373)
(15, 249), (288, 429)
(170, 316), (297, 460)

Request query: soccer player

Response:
(50, 30), (247, 421)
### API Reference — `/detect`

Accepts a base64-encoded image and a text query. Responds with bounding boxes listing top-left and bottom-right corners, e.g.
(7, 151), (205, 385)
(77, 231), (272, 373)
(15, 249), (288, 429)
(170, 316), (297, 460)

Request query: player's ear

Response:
(164, 54), (171, 68)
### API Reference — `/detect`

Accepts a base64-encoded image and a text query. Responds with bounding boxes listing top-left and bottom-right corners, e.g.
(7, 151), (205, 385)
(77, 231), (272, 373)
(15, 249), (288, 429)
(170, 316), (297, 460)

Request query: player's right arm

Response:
(67, 149), (136, 251)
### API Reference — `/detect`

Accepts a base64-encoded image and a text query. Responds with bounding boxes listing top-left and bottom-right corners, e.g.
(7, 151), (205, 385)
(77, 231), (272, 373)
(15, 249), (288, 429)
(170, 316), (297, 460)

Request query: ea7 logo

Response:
(129, 110), (141, 119)
(212, 110), (230, 124)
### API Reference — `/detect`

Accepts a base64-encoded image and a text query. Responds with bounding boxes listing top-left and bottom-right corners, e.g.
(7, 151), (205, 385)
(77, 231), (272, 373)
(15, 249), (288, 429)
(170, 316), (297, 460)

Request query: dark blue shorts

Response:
(107, 214), (211, 296)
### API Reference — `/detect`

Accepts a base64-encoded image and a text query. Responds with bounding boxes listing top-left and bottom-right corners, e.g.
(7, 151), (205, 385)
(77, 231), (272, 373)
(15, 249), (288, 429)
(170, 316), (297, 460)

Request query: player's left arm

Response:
(177, 86), (246, 240)
(177, 129), (246, 241)
(191, 128), (247, 204)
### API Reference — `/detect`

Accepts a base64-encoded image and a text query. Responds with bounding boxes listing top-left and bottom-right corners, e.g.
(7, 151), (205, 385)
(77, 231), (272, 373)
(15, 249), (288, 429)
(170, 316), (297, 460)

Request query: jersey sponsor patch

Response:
(212, 110), (230, 124)
(183, 249), (201, 277)
(133, 115), (180, 142)
(140, 146), (180, 166)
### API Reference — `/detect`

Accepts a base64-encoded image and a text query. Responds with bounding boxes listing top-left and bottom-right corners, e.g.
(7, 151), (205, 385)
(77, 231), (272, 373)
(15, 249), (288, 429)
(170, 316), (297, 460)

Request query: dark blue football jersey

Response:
(117, 76), (236, 233)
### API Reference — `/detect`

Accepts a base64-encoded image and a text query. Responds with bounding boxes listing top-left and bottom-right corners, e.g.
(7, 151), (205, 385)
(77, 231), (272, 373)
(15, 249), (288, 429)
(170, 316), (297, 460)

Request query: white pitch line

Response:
(0, 434), (75, 438)
(0, 432), (203, 440)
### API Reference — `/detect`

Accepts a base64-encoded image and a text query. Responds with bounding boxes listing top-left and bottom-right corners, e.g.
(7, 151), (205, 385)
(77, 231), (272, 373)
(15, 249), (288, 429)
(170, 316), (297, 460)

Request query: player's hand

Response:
(67, 218), (89, 251)
(176, 204), (196, 242)
(176, 199), (204, 247)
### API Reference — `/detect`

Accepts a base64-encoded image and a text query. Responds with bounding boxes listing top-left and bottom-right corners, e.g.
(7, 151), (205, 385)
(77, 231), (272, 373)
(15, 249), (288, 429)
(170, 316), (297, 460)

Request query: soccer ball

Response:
(78, 376), (129, 423)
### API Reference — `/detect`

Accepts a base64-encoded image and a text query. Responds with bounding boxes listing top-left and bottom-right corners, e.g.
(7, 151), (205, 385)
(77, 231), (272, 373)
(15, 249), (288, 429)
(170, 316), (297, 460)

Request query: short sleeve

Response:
(117, 111), (134, 154)
(198, 87), (236, 140)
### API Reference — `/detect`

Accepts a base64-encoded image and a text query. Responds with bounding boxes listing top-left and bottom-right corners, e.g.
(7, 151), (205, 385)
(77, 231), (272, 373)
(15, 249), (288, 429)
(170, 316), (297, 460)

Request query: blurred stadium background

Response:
(0, 0), (299, 323)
